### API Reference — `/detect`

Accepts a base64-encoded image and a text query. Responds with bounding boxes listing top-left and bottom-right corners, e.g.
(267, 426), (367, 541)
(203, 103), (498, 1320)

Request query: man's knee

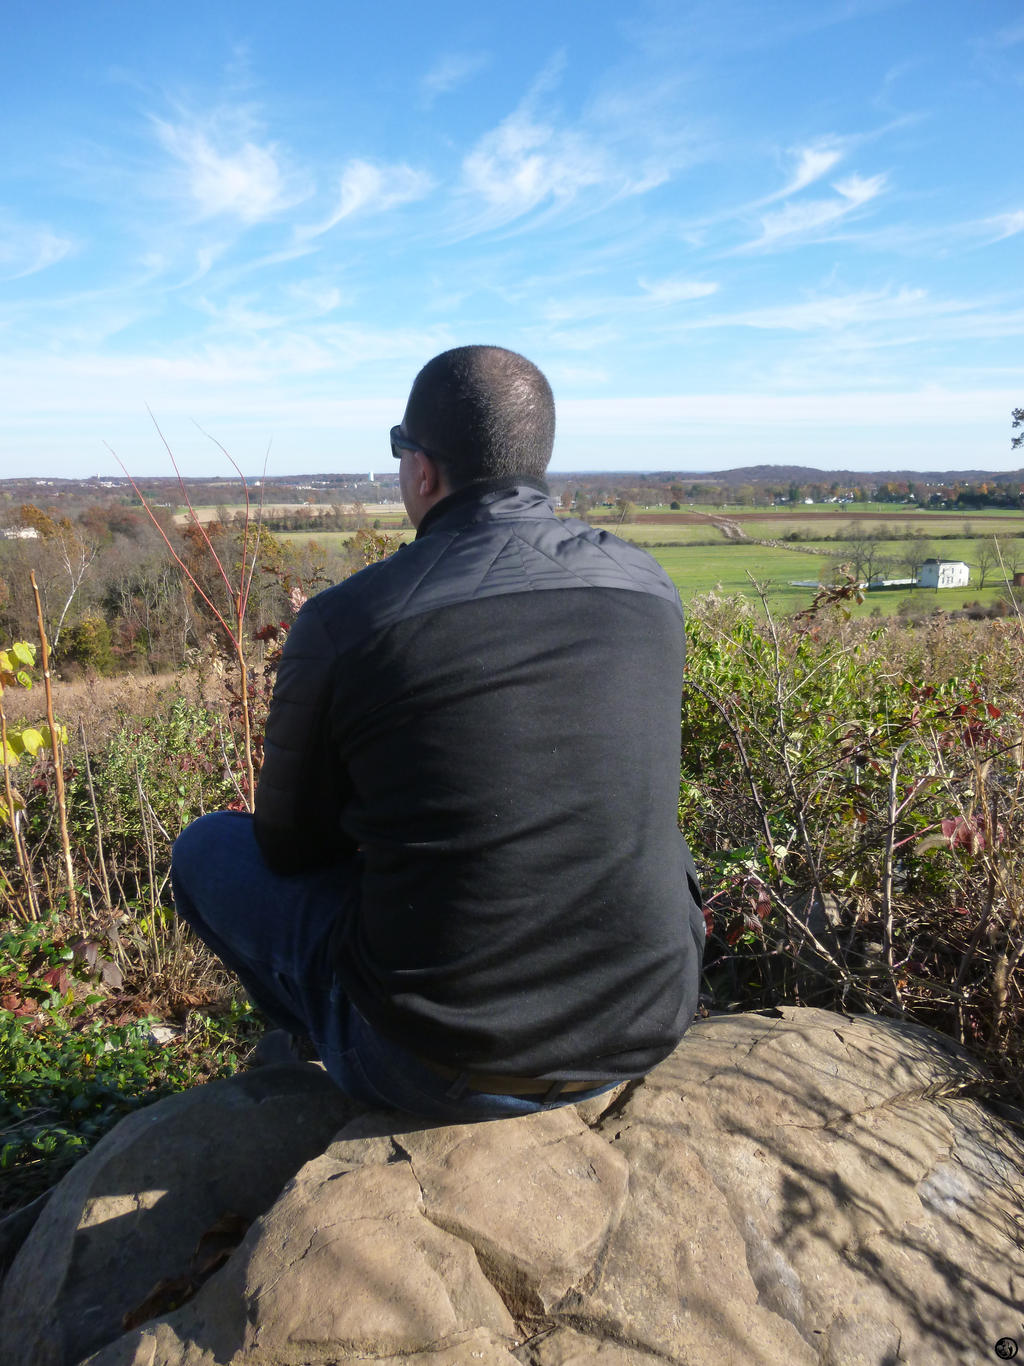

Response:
(172, 811), (222, 884)
(171, 809), (254, 902)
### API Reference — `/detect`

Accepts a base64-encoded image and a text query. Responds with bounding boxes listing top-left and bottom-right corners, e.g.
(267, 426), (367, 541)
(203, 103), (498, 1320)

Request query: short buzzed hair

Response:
(404, 346), (555, 489)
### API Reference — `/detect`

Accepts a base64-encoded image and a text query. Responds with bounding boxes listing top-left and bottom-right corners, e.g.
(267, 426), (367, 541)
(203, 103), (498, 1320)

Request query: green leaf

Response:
(16, 671), (32, 689)
(12, 642), (35, 666)
(19, 727), (46, 757)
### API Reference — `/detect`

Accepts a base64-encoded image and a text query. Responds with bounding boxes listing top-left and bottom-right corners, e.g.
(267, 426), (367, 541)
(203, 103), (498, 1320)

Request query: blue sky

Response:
(3, 0), (1023, 477)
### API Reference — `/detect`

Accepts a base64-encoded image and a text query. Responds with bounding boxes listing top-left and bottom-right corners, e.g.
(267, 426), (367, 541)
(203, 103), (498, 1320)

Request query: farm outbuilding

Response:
(918, 559), (970, 589)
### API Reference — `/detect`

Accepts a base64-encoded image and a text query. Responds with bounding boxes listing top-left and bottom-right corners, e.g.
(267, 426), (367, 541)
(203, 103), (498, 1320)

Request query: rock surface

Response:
(0, 1062), (359, 1366)
(2, 1007), (1022, 1366)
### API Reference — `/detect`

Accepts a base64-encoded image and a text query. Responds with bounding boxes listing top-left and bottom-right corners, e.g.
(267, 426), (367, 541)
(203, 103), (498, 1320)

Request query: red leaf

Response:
(941, 815), (986, 854)
(2, 994), (38, 1015)
(40, 967), (70, 994)
(987, 703), (1002, 719)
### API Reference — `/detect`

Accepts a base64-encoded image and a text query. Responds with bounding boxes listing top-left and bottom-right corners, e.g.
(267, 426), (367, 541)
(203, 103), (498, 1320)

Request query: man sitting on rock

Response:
(171, 344), (705, 1121)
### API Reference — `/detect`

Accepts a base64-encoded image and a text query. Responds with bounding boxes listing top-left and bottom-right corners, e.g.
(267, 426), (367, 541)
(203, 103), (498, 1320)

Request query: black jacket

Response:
(254, 479), (704, 1080)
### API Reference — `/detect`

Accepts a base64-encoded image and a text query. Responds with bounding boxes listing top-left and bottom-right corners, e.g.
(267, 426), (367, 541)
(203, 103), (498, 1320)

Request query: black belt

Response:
(416, 1056), (615, 1099)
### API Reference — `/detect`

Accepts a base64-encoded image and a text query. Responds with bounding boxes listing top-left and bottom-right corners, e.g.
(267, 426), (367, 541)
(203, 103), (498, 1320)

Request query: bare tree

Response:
(8, 507), (98, 650)
(902, 533), (936, 588)
(837, 521), (889, 584)
(973, 538), (1002, 591)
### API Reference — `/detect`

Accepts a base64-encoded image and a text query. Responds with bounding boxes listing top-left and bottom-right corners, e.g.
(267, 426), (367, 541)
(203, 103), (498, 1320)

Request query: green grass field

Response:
(653, 544), (1018, 617)
(275, 506), (1024, 620)
(645, 542), (823, 614)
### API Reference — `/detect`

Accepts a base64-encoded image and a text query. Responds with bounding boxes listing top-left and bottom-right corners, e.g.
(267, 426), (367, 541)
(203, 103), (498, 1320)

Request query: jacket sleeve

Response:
(253, 599), (358, 874)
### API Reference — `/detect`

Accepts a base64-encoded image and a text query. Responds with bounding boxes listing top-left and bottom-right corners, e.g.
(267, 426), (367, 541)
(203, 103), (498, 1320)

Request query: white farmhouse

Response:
(918, 558), (970, 590)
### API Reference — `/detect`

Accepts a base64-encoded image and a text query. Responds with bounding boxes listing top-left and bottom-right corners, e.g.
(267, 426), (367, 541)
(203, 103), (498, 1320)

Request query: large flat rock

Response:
(2, 1008), (1021, 1366)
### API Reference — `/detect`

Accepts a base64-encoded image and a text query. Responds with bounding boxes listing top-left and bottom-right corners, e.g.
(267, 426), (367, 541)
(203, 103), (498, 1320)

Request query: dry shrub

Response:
(683, 591), (1024, 1098)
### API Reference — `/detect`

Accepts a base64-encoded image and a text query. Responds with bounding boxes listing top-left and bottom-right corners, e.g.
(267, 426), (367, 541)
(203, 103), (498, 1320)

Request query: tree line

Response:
(0, 501), (363, 676)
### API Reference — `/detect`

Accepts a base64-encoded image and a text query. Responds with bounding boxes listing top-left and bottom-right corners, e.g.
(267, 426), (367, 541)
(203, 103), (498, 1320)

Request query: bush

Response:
(60, 615), (115, 675)
(682, 598), (1024, 1093)
(0, 916), (258, 1211)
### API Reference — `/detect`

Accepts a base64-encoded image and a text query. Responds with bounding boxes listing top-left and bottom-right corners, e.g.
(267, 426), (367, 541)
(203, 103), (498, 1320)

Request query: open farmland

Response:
(175, 502), (409, 527)
(279, 527), (417, 552)
(648, 541), (1019, 617)
(271, 502), (1024, 619)
(590, 504), (1024, 542)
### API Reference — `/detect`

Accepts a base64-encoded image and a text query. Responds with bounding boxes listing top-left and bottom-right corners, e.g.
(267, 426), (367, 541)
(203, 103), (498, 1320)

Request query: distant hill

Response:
(634, 465), (1024, 486)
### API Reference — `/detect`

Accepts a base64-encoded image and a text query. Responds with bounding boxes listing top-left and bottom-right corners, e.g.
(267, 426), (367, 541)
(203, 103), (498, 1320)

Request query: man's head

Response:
(395, 345), (555, 525)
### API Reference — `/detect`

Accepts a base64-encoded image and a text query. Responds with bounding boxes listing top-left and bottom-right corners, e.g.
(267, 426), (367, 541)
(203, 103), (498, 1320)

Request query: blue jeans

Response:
(170, 811), (616, 1122)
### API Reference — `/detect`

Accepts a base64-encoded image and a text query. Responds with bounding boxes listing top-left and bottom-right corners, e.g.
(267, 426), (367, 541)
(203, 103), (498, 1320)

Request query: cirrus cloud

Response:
(298, 159), (434, 238)
(737, 171), (888, 252)
(0, 221), (73, 280)
(152, 114), (307, 223)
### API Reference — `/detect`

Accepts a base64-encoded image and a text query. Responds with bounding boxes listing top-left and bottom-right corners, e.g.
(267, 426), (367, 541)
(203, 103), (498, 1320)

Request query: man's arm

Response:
(253, 599), (357, 874)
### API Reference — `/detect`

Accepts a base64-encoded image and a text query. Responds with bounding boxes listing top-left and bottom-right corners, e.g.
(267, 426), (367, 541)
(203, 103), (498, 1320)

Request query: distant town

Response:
(3, 463), (1024, 518)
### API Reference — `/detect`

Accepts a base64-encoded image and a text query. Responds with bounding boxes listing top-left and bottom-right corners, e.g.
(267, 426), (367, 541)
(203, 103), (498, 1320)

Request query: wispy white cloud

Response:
(198, 242), (320, 289)
(674, 137), (850, 239)
(808, 206), (1024, 256)
(662, 285), (1024, 349)
(299, 159), (434, 238)
(541, 277), (718, 325)
(547, 362), (611, 387)
(0, 218), (74, 280)
(985, 210), (1024, 242)
(771, 143), (845, 200)
(737, 172), (887, 252)
(693, 286), (934, 332)
(152, 111), (308, 223)
(457, 64), (696, 232)
(285, 281), (346, 316)
(461, 108), (609, 224)
(195, 281), (347, 334)
(420, 51), (490, 103)
(195, 295), (291, 333)
(638, 277), (719, 304)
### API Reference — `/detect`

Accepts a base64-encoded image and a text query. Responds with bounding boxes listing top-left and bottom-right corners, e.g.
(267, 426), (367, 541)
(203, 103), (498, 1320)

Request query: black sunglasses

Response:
(390, 424), (445, 463)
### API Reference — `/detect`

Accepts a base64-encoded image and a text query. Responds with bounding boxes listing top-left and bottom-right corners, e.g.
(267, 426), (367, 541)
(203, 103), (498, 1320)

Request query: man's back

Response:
(256, 479), (704, 1081)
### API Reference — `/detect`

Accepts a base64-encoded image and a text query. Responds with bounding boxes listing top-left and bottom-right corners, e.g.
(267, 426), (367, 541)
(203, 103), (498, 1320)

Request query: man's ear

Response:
(414, 451), (442, 498)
